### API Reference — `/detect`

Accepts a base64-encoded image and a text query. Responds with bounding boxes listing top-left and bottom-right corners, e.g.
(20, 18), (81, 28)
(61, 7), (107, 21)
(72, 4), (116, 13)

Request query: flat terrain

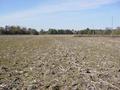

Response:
(0, 35), (120, 90)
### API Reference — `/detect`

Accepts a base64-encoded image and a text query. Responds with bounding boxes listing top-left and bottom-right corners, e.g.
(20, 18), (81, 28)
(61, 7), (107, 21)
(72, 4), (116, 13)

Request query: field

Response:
(0, 35), (120, 90)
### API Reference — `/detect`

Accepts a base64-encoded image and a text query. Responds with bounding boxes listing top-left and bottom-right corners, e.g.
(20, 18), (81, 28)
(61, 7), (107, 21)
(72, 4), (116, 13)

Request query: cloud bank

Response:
(0, 0), (119, 22)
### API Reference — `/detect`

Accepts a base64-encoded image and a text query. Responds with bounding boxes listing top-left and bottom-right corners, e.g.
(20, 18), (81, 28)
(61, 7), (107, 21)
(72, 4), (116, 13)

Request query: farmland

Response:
(0, 35), (120, 90)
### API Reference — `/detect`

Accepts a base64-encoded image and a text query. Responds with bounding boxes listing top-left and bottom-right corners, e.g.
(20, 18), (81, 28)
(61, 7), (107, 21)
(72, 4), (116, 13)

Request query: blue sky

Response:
(0, 0), (120, 30)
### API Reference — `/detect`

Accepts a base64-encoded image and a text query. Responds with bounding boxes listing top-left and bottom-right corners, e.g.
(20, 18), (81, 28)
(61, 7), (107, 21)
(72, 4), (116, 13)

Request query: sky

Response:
(0, 0), (120, 30)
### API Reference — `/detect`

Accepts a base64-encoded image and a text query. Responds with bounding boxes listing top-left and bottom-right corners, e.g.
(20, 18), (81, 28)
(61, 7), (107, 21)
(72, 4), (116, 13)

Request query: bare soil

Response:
(0, 35), (120, 90)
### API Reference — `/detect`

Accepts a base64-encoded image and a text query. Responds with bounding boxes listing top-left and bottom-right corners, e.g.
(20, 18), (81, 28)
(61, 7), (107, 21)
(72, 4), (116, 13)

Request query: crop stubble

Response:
(0, 35), (120, 90)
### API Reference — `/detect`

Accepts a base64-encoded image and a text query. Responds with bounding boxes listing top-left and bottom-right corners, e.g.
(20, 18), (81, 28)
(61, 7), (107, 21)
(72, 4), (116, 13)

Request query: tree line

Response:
(0, 25), (120, 35)
(76, 27), (120, 35)
(0, 26), (39, 35)
(40, 29), (74, 34)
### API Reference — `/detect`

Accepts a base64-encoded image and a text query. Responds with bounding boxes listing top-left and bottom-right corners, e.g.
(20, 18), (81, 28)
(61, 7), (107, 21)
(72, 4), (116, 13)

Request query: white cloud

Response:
(0, 0), (119, 23)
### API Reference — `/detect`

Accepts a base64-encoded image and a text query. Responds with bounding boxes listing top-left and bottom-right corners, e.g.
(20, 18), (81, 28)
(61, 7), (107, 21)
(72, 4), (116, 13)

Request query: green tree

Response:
(40, 29), (46, 34)
(58, 29), (64, 34)
(48, 29), (58, 34)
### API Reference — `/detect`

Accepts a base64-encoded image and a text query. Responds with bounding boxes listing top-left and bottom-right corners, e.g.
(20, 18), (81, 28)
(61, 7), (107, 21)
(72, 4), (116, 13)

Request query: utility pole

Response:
(111, 16), (114, 36)
(118, 16), (120, 28)
(112, 16), (113, 29)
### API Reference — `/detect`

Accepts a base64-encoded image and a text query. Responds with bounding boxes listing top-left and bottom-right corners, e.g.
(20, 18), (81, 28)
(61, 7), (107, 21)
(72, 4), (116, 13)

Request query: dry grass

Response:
(0, 35), (120, 90)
